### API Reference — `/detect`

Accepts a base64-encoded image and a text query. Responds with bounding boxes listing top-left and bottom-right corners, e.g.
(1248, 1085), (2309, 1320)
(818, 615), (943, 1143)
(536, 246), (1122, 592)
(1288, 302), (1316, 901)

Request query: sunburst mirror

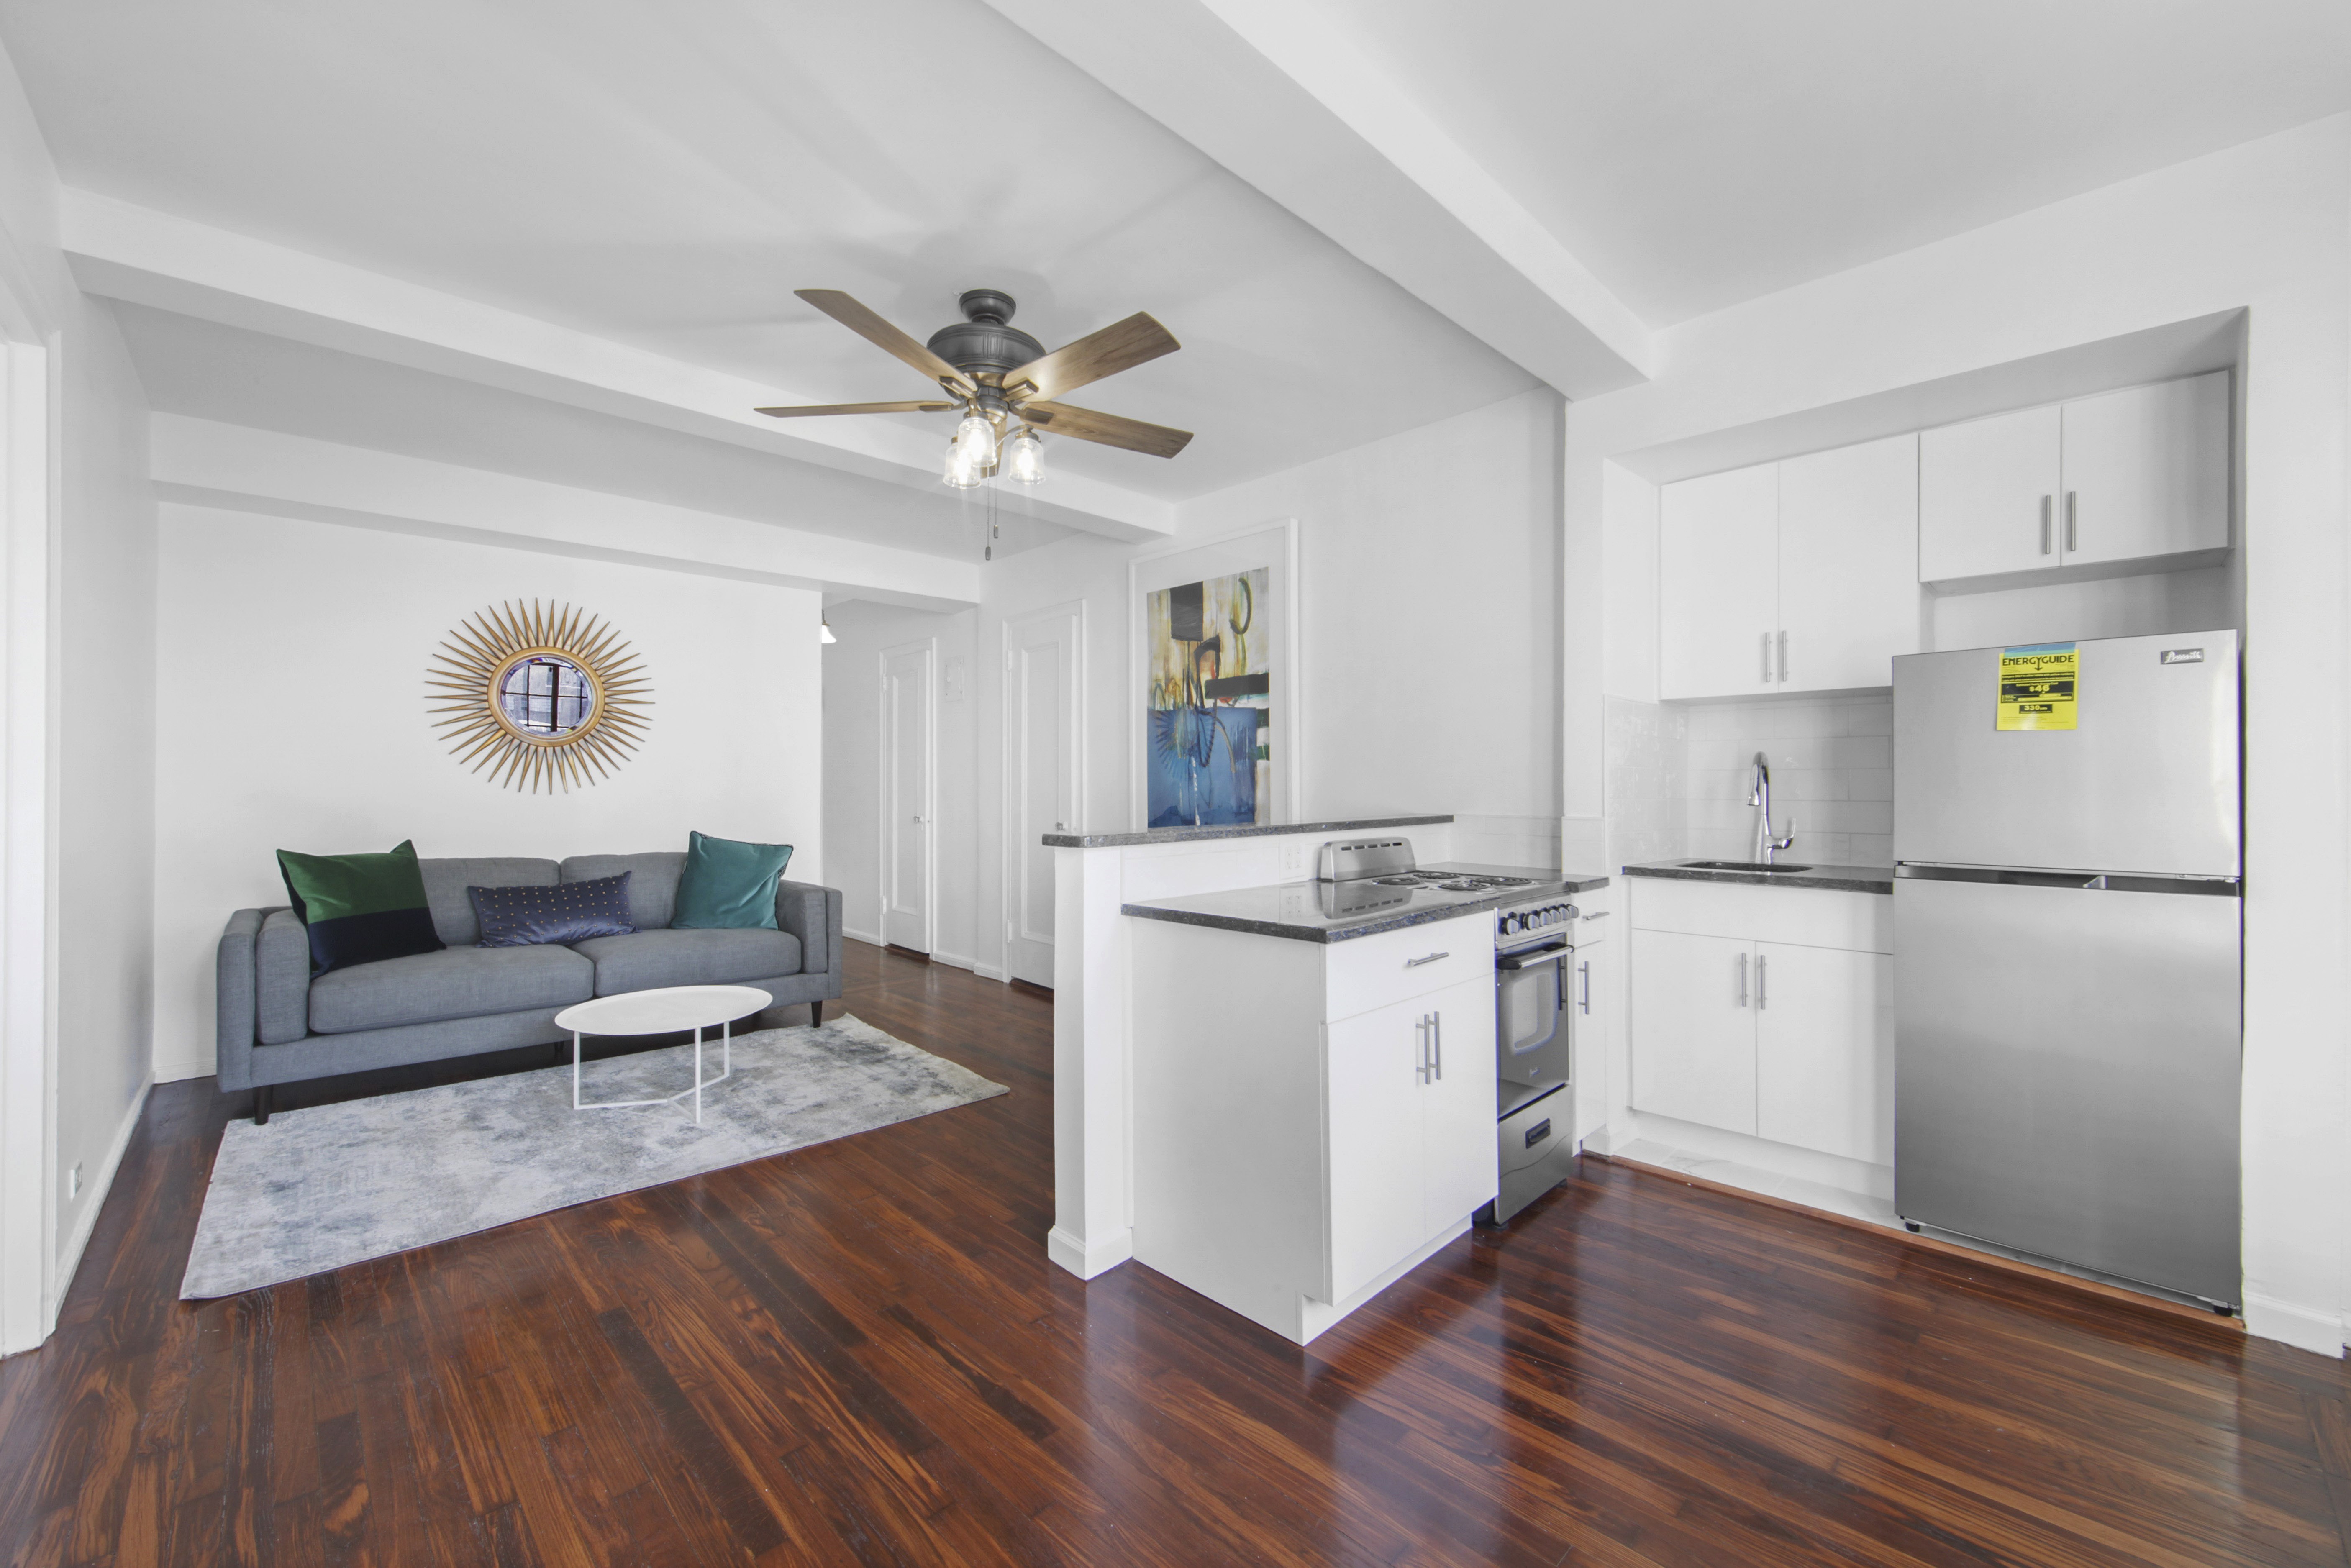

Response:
(427, 602), (652, 792)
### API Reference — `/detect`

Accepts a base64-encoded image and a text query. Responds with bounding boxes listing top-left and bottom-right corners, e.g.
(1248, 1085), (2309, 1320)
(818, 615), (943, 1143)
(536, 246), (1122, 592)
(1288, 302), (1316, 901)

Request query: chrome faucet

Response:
(1749, 752), (1795, 865)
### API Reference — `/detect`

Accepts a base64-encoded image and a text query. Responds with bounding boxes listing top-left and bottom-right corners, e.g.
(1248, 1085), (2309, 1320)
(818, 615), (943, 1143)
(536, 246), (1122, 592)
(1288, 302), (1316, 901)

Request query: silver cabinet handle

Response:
(1760, 632), (1772, 683)
(1756, 952), (1768, 1010)
(1580, 910), (1610, 922)
(1415, 1015), (1428, 1084)
(2065, 491), (2078, 552)
(1405, 951), (1449, 968)
(1579, 960), (1592, 1014)
(2039, 494), (2052, 555)
(1777, 630), (1789, 683)
(1433, 1010), (1443, 1080)
(1736, 951), (1749, 1007)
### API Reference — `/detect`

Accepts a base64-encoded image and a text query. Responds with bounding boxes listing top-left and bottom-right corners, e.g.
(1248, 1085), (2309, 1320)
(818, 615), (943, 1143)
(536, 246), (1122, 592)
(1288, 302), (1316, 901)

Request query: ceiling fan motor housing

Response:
(927, 288), (1046, 382)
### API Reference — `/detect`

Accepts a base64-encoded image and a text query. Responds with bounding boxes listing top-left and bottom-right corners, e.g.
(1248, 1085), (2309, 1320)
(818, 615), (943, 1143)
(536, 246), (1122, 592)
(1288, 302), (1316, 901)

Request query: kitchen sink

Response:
(1682, 860), (1814, 874)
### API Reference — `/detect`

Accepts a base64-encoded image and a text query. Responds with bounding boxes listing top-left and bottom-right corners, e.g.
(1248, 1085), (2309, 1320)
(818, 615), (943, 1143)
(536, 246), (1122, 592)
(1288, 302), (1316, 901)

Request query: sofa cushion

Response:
(561, 853), (684, 930)
(420, 857), (559, 946)
(309, 943), (594, 1034)
(277, 840), (444, 976)
(570, 929), (802, 997)
(672, 831), (792, 929)
(472, 872), (635, 947)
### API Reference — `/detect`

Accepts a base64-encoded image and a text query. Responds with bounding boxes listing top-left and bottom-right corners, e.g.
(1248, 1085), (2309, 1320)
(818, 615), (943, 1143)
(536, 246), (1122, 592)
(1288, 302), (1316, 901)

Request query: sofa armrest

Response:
(255, 908), (313, 1045)
(216, 909), (265, 1090)
(775, 879), (841, 984)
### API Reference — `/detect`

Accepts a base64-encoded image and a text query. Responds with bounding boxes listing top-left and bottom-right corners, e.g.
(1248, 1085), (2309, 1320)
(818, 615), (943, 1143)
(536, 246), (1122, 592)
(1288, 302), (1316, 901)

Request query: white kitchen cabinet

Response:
(1919, 373), (2230, 584)
(2059, 373), (2231, 568)
(1918, 404), (2060, 581)
(1630, 927), (1757, 1134)
(1128, 912), (1497, 1344)
(1777, 434), (1922, 692)
(1754, 942), (1894, 1165)
(1659, 463), (1778, 700)
(1628, 878), (1894, 1166)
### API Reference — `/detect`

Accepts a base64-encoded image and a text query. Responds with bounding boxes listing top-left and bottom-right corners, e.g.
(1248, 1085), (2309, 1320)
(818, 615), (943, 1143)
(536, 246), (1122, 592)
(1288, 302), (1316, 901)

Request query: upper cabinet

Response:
(1657, 371), (2234, 700)
(1659, 434), (1920, 701)
(1919, 371), (2229, 584)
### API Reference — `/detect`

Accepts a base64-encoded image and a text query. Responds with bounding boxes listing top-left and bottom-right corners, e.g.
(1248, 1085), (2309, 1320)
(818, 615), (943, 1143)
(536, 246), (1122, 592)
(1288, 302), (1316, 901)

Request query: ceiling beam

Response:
(978, 0), (1652, 400)
(66, 190), (1176, 542)
(149, 415), (983, 612)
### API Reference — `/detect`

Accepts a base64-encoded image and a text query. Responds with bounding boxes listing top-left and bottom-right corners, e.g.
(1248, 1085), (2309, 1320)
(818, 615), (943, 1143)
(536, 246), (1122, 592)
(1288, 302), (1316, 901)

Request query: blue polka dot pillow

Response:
(468, 872), (637, 947)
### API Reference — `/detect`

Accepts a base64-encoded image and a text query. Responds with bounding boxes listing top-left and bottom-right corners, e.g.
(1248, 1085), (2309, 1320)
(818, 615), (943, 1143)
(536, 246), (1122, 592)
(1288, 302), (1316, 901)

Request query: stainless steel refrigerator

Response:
(1892, 628), (2241, 1309)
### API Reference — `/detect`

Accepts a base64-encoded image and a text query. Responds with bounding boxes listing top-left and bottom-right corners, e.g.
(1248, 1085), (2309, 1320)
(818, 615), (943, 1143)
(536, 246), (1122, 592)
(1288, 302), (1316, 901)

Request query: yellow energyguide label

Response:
(1997, 642), (2078, 730)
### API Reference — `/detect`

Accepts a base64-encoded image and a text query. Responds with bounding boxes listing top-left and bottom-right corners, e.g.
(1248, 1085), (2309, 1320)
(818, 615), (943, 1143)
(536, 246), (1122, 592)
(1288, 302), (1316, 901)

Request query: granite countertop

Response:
(1624, 859), (1894, 894)
(1122, 863), (1614, 943)
(1043, 814), (1451, 850)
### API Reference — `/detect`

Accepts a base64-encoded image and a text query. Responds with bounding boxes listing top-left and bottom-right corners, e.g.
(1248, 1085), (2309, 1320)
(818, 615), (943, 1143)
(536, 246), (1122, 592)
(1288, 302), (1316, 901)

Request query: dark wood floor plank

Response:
(5, 938), (2349, 1567)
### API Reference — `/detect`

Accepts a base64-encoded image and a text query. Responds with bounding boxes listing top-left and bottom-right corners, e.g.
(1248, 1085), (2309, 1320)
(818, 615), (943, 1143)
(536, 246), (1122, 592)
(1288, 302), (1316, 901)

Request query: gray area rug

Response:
(181, 1014), (1007, 1299)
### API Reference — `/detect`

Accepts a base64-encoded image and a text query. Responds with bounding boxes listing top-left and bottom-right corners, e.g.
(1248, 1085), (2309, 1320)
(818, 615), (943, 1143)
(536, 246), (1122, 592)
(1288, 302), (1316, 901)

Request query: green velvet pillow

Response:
(671, 830), (793, 930)
(276, 839), (445, 976)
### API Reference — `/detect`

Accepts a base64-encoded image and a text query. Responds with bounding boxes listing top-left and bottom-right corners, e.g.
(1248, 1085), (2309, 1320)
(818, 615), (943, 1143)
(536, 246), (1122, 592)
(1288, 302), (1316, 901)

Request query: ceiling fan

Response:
(756, 287), (1192, 488)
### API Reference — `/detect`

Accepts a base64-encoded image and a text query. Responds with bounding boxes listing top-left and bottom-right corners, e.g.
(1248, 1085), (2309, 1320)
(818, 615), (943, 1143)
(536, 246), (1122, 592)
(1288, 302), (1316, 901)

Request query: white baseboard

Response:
(931, 951), (975, 973)
(973, 962), (1010, 982)
(49, 1073), (153, 1332)
(2243, 1291), (2347, 1358)
(843, 925), (883, 947)
(1046, 1224), (1132, 1279)
(153, 1051), (211, 1085)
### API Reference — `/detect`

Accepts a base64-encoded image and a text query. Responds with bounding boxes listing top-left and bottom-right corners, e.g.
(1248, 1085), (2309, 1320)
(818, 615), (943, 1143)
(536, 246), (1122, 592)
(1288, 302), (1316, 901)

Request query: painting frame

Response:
(1127, 518), (1300, 831)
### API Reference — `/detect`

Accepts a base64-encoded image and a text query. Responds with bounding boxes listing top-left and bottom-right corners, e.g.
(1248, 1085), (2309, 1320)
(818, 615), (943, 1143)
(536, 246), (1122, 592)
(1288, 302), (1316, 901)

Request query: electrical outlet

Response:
(67, 1162), (81, 1201)
(1281, 840), (1306, 877)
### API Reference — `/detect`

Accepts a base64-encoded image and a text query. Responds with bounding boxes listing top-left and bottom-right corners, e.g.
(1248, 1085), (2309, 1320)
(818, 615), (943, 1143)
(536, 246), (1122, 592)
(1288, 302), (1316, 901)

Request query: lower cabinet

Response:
(1128, 912), (1497, 1344)
(1628, 879), (1894, 1166)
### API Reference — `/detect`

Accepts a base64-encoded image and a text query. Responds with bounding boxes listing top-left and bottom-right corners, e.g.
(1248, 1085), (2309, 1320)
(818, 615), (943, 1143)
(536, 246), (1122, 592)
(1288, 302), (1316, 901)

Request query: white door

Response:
(1777, 434), (1920, 692)
(1918, 403), (2061, 582)
(1754, 943), (1894, 1165)
(1004, 605), (1080, 989)
(1659, 463), (1779, 699)
(879, 641), (933, 952)
(2059, 372), (2230, 568)
(1418, 972), (1501, 1234)
(1321, 993), (1430, 1303)
(1629, 929), (1758, 1135)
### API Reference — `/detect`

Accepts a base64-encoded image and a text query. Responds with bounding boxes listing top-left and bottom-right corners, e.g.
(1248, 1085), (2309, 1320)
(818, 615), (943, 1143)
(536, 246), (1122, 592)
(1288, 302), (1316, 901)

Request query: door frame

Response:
(0, 254), (55, 1355)
(878, 638), (937, 956)
(1000, 600), (1085, 987)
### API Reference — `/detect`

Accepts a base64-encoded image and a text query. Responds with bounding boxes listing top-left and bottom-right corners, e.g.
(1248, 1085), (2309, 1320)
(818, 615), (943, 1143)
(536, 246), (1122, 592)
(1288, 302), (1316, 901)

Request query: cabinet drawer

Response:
(1323, 914), (1488, 1022)
(1631, 877), (1890, 953)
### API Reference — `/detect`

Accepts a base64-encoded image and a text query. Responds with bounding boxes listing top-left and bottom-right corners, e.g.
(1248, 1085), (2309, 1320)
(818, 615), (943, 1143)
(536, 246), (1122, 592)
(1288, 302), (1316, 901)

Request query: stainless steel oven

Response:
(1489, 897), (1580, 1222)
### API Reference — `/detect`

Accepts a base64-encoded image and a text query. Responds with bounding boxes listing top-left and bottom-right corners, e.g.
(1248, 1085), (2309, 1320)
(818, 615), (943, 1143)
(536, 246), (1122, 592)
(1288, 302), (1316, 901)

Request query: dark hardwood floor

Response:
(5, 939), (2349, 1565)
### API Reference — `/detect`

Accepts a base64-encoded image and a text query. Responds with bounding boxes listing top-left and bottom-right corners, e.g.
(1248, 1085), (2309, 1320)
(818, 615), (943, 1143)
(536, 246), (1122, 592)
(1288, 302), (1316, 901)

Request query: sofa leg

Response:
(810, 1002), (824, 1027)
(254, 1085), (273, 1126)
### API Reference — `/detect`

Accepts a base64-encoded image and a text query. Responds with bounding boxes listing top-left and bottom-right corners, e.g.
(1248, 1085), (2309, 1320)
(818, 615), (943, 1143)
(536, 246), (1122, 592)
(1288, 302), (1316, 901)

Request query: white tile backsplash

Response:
(1677, 693), (1896, 866)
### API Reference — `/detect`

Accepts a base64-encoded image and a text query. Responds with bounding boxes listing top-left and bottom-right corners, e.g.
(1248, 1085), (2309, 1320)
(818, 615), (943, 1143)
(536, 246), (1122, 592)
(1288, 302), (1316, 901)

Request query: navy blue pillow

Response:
(469, 872), (636, 948)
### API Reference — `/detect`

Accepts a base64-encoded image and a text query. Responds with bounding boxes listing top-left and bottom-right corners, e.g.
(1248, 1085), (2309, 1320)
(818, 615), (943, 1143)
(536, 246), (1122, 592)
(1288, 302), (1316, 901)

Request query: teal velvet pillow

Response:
(671, 831), (793, 930)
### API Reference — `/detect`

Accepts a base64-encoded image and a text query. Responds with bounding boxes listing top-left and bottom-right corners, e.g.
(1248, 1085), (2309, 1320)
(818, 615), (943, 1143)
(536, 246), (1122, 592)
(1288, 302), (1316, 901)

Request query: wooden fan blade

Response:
(1000, 313), (1179, 402)
(1020, 400), (1192, 458)
(794, 289), (977, 397)
(754, 400), (956, 417)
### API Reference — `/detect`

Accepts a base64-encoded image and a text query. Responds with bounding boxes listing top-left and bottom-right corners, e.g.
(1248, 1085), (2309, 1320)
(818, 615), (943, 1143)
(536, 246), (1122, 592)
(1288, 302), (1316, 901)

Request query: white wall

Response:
(1571, 115), (2351, 1353)
(1679, 695), (1893, 866)
(151, 502), (823, 1080)
(0, 36), (157, 1346)
(820, 600), (978, 966)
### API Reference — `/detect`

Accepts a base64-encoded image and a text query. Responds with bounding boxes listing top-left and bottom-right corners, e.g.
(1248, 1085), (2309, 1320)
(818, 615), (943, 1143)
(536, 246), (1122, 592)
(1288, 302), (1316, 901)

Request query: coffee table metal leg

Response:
(693, 1026), (703, 1125)
(573, 1030), (583, 1108)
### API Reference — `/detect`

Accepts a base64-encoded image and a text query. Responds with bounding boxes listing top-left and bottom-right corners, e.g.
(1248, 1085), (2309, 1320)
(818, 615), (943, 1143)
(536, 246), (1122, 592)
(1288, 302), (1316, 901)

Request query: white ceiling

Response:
(0, 0), (1536, 501)
(111, 304), (1076, 561)
(1326, 0), (2351, 325)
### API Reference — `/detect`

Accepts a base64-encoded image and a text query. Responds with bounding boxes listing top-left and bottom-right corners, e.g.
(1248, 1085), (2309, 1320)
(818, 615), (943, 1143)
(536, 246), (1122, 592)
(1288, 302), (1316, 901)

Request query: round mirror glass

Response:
(497, 654), (597, 738)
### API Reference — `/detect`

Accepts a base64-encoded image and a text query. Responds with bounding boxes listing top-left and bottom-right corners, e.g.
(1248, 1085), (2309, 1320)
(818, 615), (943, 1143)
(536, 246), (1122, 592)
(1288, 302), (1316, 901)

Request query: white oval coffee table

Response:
(554, 984), (772, 1125)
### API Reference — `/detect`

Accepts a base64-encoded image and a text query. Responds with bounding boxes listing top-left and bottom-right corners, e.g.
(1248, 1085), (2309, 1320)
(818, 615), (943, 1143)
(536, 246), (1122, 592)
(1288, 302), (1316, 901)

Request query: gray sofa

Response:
(218, 851), (843, 1122)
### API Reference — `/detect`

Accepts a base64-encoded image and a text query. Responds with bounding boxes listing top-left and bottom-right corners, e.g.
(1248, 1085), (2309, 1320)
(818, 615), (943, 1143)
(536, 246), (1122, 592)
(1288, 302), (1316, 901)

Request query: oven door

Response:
(1496, 940), (1572, 1091)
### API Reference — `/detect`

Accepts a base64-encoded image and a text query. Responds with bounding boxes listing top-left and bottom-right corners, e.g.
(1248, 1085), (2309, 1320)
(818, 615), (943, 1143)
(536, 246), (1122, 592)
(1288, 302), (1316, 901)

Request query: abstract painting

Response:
(1145, 568), (1272, 828)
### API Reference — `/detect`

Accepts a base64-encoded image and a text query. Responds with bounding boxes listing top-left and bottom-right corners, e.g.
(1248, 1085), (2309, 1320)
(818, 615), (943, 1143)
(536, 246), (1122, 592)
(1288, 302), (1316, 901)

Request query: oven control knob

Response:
(1504, 913), (1523, 933)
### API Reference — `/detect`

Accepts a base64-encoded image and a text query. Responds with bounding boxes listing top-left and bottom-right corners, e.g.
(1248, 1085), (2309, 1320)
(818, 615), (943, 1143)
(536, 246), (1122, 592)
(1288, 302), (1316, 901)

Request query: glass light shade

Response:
(820, 617), (838, 644)
(1005, 428), (1043, 484)
(943, 439), (981, 488)
(954, 410), (998, 470)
